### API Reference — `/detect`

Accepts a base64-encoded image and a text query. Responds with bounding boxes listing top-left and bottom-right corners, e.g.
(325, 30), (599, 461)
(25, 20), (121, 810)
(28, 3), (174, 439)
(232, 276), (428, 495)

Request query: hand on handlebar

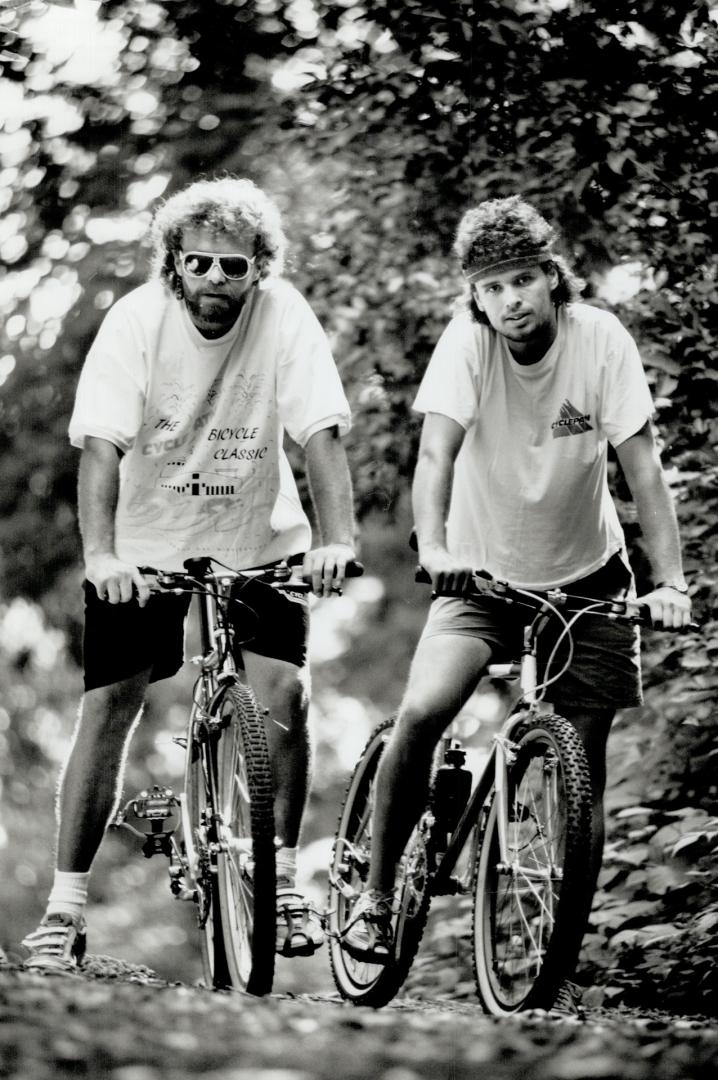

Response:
(418, 549), (476, 597)
(86, 554), (152, 608)
(301, 543), (359, 597)
(637, 585), (693, 630)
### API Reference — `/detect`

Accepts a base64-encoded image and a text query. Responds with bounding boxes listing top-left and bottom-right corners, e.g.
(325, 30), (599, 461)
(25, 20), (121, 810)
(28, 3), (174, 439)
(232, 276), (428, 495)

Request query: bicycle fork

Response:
(490, 618), (546, 877)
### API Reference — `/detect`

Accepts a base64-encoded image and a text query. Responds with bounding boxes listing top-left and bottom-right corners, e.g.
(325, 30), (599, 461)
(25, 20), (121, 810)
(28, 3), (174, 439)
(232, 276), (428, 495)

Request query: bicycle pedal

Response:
(112, 786), (181, 854)
(132, 785), (179, 820)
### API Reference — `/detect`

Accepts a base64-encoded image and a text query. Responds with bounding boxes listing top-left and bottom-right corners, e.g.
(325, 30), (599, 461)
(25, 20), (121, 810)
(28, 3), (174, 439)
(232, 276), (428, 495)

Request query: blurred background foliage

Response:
(0, 0), (716, 1008)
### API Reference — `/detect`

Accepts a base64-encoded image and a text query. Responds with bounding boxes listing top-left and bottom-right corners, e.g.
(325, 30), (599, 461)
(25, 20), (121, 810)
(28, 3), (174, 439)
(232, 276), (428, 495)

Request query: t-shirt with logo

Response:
(413, 303), (653, 590)
(69, 278), (351, 571)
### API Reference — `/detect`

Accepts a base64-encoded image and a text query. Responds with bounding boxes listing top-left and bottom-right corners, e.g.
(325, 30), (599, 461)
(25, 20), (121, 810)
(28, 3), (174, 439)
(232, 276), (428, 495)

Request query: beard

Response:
(183, 291), (245, 337)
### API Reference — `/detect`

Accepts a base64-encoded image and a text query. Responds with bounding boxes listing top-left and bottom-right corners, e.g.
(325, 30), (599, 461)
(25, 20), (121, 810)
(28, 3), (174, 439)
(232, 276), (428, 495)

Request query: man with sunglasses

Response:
(340, 195), (692, 1013)
(23, 177), (357, 973)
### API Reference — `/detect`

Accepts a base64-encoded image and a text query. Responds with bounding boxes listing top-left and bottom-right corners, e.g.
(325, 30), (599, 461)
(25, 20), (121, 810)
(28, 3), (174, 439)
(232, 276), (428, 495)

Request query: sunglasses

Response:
(180, 251), (256, 281)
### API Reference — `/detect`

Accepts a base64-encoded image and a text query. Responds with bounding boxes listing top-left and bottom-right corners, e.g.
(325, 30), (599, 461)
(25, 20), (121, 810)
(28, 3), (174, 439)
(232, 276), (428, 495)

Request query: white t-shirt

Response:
(69, 278), (351, 571)
(413, 303), (653, 589)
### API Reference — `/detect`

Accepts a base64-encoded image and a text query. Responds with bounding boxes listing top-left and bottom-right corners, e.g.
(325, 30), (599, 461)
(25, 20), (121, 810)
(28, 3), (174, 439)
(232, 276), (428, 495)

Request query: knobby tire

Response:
(472, 714), (593, 1015)
(212, 682), (276, 995)
(328, 718), (433, 1007)
(183, 707), (231, 989)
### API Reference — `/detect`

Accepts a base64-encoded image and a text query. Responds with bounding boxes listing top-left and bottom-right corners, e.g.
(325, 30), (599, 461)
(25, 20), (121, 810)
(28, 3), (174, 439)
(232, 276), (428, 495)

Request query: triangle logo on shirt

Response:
(551, 399), (593, 438)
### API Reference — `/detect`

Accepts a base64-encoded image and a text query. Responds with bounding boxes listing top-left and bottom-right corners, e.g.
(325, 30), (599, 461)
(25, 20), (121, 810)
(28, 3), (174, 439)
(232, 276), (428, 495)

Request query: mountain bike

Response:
(113, 555), (358, 996)
(328, 570), (658, 1013)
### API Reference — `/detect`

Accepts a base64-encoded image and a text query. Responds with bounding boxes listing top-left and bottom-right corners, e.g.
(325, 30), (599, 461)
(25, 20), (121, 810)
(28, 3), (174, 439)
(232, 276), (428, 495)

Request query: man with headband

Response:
(340, 195), (691, 1008)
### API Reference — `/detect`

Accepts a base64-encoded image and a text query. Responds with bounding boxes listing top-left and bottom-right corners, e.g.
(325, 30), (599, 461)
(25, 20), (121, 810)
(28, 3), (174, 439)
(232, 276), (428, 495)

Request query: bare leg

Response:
(243, 651), (310, 849)
(368, 635), (492, 894)
(56, 670), (151, 872)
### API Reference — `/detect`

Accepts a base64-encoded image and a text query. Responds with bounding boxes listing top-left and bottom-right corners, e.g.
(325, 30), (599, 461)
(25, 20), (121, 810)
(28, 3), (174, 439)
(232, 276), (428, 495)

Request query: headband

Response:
(464, 249), (554, 283)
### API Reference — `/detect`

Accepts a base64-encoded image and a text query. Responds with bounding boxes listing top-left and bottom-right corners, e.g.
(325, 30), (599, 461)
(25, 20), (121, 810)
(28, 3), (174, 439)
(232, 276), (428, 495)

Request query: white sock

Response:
(46, 870), (90, 920)
(276, 846), (297, 888)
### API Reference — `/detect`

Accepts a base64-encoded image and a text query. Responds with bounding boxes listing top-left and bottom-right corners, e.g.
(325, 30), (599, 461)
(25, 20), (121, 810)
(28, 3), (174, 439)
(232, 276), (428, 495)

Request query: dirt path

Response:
(0, 956), (716, 1080)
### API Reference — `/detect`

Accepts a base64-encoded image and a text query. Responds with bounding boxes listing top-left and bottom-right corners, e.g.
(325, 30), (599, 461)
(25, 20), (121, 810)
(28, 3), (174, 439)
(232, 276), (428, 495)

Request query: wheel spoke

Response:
(473, 717), (592, 1014)
(328, 721), (434, 1006)
(212, 685), (276, 995)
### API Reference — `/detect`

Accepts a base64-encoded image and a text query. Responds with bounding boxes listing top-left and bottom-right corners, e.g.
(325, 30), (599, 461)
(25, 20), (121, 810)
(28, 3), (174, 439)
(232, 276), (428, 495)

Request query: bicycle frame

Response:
(171, 560), (307, 906)
(111, 561), (243, 891)
(111, 558), (307, 899)
(430, 587), (637, 896)
(176, 568), (238, 905)
(431, 630), (537, 897)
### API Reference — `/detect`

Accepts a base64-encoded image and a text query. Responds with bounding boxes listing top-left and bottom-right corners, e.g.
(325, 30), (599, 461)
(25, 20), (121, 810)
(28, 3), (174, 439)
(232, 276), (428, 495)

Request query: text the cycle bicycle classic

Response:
(328, 568), (681, 1013)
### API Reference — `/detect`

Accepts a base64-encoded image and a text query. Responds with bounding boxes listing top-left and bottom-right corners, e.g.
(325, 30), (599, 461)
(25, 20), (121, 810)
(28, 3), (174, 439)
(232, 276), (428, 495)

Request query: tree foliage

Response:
(287, 0), (717, 509)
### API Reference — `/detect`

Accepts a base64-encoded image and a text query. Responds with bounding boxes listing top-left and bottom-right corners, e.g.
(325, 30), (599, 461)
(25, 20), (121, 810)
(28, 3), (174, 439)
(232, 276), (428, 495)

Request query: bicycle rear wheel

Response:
(212, 682), (277, 995)
(328, 718), (433, 1006)
(472, 714), (592, 1015)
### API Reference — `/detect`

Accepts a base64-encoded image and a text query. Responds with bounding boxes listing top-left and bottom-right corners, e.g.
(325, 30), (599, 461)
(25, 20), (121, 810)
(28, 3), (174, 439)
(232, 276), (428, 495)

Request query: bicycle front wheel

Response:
(328, 718), (433, 1007)
(212, 682), (277, 995)
(183, 709), (230, 990)
(472, 714), (592, 1015)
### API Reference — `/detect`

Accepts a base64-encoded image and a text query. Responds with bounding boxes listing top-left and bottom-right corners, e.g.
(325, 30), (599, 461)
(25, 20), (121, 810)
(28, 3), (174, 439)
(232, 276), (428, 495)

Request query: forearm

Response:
(616, 424), (691, 625)
(77, 437), (121, 561)
(632, 472), (686, 585)
(412, 449), (454, 560)
(305, 428), (355, 546)
(77, 438), (150, 604)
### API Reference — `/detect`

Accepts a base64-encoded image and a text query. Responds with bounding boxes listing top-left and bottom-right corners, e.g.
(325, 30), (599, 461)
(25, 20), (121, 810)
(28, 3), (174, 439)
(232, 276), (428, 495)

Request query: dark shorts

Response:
(83, 577), (310, 692)
(420, 554), (642, 714)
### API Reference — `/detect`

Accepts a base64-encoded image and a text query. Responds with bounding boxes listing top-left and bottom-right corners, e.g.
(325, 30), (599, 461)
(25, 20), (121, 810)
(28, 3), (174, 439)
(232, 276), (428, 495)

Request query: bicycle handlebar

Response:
(287, 553), (365, 579)
(139, 556), (364, 595)
(414, 565), (676, 628)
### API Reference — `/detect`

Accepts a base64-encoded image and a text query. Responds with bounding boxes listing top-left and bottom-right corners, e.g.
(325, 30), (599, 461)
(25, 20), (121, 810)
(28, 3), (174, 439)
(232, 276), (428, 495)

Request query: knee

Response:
(391, 702), (446, 765)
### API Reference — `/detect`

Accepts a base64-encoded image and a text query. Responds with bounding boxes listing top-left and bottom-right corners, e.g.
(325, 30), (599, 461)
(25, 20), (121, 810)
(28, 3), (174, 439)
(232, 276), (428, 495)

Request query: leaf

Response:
(665, 49), (703, 68)
(645, 863), (688, 895)
(615, 806), (654, 819)
(696, 911), (718, 933)
(592, 899), (663, 928)
(671, 831), (718, 856)
(607, 151), (627, 174)
(611, 923), (682, 948)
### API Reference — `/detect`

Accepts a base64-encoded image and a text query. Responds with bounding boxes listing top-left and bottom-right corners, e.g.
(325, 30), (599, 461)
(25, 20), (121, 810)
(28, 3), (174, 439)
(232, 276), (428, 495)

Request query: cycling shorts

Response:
(420, 553), (642, 714)
(83, 576), (310, 692)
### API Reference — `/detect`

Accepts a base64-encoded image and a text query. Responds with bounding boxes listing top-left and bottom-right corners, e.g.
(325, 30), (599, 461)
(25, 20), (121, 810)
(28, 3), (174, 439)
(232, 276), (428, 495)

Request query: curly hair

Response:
(150, 177), (286, 292)
(452, 196), (585, 323)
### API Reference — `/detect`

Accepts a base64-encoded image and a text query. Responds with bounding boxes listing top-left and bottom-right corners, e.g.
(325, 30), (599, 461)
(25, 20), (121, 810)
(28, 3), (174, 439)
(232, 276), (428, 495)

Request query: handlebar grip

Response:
(633, 603), (701, 631)
(287, 554), (364, 577)
(636, 602), (652, 626)
(138, 565), (159, 576)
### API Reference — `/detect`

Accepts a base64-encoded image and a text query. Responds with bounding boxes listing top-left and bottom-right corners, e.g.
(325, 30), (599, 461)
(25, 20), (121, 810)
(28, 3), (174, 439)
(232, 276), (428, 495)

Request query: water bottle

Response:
(431, 743), (472, 845)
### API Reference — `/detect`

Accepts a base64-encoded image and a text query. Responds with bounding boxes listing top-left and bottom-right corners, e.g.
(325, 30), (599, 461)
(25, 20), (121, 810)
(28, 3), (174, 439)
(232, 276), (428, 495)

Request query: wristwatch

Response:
(655, 581), (689, 594)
